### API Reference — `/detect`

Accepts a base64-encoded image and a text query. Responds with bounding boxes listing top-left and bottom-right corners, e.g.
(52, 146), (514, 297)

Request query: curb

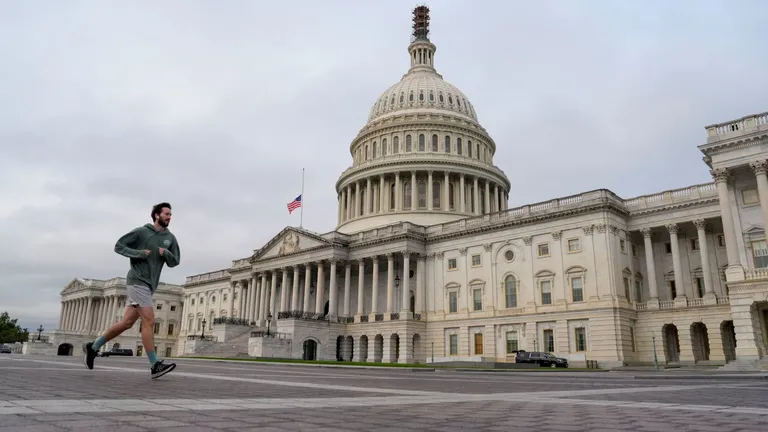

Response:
(630, 373), (768, 380)
(179, 357), (435, 372)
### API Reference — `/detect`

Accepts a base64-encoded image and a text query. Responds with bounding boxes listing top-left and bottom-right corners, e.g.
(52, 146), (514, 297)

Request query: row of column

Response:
(337, 170), (509, 224)
(182, 252), (428, 330)
(59, 295), (123, 333)
(639, 219), (716, 301)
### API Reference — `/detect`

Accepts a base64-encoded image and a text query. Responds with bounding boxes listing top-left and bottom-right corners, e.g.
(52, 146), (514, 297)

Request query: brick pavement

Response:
(1, 354), (768, 431)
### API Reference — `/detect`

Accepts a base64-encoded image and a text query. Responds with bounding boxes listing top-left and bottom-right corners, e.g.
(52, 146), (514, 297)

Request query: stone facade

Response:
(50, 7), (768, 369)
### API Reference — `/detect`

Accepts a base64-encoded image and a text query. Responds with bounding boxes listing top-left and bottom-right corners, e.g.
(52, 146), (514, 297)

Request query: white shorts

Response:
(127, 284), (153, 308)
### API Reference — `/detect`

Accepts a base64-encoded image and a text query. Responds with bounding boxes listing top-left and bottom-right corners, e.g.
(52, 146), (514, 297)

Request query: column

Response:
(237, 282), (244, 317)
(269, 271), (278, 317)
(344, 261), (351, 317)
(337, 193), (342, 225)
(473, 177), (480, 215)
(694, 219), (715, 298)
(444, 172), (450, 211)
(227, 282), (235, 316)
(315, 261), (325, 313)
(179, 295), (188, 332)
(58, 303), (65, 329)
(96, 299), (105, 332)
(354, 182), (360, 218)
(427, 171), (434, 211)
(751, 160), (768, 235)
(641, 228), (659, 300)
(244, 281), (252, 320)
(666, 223), (685, 299)
(328, 259), (338, 318)
(411, 171), (417, 210)
(357, 259), (365, 317)
(395, 173), (401, 211)
(378, 175), (384, 213)
(493, 184), (499, 213)
(366, 178), (372, 215)
(280, 269), (289, 312)
(346, 187), (352, 221)
(291, 266), (300, 311)
(711, 168), (742, 269)
(254, 278), (262, 321)
(401, 252), (411, 315)
(417, 254), (426, 314)
(371, 257), (379, 318)
(459, 174), (466, 212)
(303, 263), (313, 313)
(260, 273), (268, 321)
(386, 253), (394, 313)
(84, 297), (94, 333)
(484, 179), (491, 214)
(109, 296), (118, 329)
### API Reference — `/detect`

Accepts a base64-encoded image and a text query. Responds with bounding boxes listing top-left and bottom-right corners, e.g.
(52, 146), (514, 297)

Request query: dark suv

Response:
(516, 351), (568, 368)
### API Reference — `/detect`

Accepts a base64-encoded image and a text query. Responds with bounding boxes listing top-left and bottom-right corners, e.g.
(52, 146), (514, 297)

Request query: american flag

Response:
(287, 194), (302, 214)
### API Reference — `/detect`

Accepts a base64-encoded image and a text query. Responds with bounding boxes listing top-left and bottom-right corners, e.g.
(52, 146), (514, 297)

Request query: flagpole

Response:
(300, 168), (305, 228)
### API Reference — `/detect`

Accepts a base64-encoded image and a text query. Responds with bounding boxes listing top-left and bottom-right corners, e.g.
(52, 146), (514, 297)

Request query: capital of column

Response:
(357, 258), (365, 266)
(582, 225), (594, 236)
(710, 167), (730, 184)
(522, 236), (532, 245)
(370, 255), (379, 263)
(693, 219), (707, 231)
(665, 223), (679, 235)
(402, 250), (412, 258)
(750, 160), (768, 176)
(640, 227), (653, 238)
(386, 252), (395, 260)
(552, 231), (562, 240)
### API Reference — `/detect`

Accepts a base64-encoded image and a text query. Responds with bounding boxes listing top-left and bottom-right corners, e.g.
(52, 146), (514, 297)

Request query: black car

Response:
(516, 351), (568, 368)
(100, 348), (134, 357)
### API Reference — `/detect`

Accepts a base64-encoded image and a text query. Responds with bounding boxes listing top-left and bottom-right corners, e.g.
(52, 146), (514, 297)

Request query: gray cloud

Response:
(1, 0), (766, 330)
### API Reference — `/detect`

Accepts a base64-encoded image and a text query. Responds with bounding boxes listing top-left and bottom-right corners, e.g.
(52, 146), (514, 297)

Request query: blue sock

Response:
(147, 350), (158, 367)
(92, 336), (106, 351)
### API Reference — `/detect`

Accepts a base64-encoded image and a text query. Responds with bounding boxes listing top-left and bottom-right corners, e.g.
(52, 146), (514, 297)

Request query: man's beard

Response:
(158, 219), (169, 227)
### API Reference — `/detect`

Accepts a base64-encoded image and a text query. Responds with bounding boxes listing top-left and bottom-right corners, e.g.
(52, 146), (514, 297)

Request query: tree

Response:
(0, 312), (29, 344)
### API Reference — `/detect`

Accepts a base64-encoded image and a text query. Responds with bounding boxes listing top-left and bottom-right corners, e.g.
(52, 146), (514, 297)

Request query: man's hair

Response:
(151, 202), (172, 222)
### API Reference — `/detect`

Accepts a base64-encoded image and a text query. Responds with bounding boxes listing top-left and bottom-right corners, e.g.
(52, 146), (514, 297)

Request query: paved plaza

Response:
(2, 355), (768, 431)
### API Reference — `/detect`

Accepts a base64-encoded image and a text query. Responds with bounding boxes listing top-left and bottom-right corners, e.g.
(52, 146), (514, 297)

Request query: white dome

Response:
(367, 71), (479, 123)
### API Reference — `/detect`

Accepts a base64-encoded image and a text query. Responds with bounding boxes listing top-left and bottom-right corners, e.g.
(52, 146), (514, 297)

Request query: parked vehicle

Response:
(100, 348), (133, 357)
(516, 351), (569, 368)
(0, 345), (12, 354)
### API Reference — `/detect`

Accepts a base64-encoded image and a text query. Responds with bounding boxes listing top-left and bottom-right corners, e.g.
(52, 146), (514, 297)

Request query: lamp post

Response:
(201, 319), (206, 338)
(266, 312), (272, 336)
(652, 331), (659, 370)
(37, 325), (44, 341)
(431, 341), (434, 364)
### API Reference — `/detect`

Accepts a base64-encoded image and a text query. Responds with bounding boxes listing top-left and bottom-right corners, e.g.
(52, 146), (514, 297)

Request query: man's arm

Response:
(114, 228), (148, 259)
(163, 236), (181, 268)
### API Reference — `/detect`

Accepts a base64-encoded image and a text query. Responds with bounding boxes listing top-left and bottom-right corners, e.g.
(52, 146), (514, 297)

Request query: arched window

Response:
(432, 181), (441, 208)
(372, 141), (377, 158)
(359, 189), (365, 215)
(468, 140), (472, 158)
(444, 136), (451, 153)
(418, 134), (425, 152)
(417, 181), (427, 209)
(390, 183), (396, 210)
(403, 181), (412, 210)
(393, 136), (400, 153)
(504, 275), (517, 308)
(406, 135), (412, 152)
(457, 138), (463, 155)
(432, 134), (438, 152)
(365, 145), (369, 160)
(382, 138), (388, 156)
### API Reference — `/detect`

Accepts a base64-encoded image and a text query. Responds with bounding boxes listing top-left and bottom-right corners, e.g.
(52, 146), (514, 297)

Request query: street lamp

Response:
(37, 325), (44, 341)
(201, 318), (206, 338)
(652, 331), (659, 370)
(266, 312), (273, 336)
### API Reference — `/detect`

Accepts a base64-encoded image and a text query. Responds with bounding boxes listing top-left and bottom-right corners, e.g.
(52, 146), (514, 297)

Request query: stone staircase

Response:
(718, 357), (768, 372)
(187, 325), (263, 358)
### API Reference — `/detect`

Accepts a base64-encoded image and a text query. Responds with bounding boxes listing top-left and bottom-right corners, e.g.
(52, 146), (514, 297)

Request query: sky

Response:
(1, 0), (766, 331)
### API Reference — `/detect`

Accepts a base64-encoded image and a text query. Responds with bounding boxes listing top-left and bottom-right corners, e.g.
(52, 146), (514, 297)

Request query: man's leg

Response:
(133, 289), (176, 379)
(84, 306), (139, 370)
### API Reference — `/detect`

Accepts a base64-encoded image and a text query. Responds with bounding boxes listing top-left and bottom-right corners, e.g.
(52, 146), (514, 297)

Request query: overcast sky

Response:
(1, 0), (766, 332)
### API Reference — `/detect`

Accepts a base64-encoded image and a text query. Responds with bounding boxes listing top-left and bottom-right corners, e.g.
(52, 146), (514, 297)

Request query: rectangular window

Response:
(474, 333), (484, 355)
(571, 277), (583, 302)
(505, 331), (519, 353)
(471, 254), (481, 266)
(574, 327), (586, 352)
(505, 282), (517, 308)
(156, 304), (162, 311)
(669, 280), (677, 299)
(170, 305), (176, 312)
(447, 258), (457, 270)
(742, 188), (759, 205)
(449, 334), (458, 355)
(191, 298), (195, 305)
(167, 324), (175, 336)
(623, 277), (631, 301)
(690, 238), (699, 251)
(448, 291), (458, 313)
(664, 243), (672, 254)
(473, 289), (482, 311)
(630, 327), (636, 352)
(752, 240), (768, 268)
(538, 243), (550, 257)
(696, 277), (704, 298)
(543, 329), (555, 352)
(153, 323), (160, 335)
(540, 280), (552, 305)
(567, 238), (581, 252)
(634, 280), (642, 302)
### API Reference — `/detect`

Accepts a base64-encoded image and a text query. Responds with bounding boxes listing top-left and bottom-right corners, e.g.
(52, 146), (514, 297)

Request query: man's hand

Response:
(143, 249), (151, 256)
(158, 248), (165, 256)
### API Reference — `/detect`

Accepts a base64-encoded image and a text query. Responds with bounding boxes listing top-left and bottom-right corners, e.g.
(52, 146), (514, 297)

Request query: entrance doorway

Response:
(302, 339), (318, 360)
(57, 343), (73, 356)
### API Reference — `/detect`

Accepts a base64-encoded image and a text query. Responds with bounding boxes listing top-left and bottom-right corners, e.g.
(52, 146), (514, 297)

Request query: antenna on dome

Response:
(411, 5), (430, 42)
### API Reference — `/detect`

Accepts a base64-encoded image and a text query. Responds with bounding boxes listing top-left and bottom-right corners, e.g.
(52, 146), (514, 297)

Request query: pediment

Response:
(250, 227), (330, 261)
(60, 278), (85, 295)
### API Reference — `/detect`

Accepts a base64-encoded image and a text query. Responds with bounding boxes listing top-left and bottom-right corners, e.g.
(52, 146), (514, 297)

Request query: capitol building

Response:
(47, 7), (768, 370)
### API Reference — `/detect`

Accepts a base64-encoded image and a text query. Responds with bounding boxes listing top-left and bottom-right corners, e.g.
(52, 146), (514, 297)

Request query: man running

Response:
(83, 202), (181, 379)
